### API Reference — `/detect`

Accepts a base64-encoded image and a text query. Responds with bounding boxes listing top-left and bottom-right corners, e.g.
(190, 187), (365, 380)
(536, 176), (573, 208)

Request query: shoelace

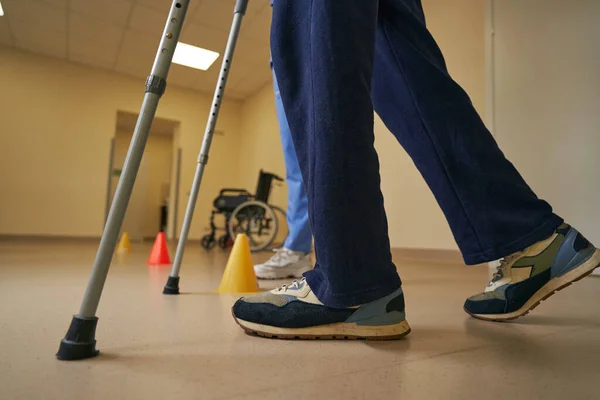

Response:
(490, 251), (524, 284)
(277, 277), (306, 292)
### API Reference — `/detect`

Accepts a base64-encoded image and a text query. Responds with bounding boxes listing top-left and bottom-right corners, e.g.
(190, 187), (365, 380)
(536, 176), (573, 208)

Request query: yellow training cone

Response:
(117, 232), (131, 253)
(217, 234), (259, 293)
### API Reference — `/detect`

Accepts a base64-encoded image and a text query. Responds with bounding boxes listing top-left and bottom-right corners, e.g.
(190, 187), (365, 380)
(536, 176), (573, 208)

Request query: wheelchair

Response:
(201, 170), (287, 252)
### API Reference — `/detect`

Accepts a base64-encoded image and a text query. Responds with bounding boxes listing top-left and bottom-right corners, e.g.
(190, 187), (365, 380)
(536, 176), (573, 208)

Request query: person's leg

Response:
(273, 71), (312, 254)
(371, 0), (599, 320)
(270, 0), (401, 308)
(372, 0), (563, 263)
(232, 0), (409, 340)
(253, 70), (312, 280)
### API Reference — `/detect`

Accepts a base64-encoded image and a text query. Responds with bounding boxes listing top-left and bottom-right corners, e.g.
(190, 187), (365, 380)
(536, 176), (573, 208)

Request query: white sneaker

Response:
(254, 248), (312, 280)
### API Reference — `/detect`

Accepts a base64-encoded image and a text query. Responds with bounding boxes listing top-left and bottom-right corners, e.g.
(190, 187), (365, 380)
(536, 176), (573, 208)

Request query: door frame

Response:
(104, 137), (116, 225)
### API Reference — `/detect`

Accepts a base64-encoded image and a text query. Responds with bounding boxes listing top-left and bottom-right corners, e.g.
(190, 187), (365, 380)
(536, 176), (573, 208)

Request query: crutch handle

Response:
(234, 0), (249, 15)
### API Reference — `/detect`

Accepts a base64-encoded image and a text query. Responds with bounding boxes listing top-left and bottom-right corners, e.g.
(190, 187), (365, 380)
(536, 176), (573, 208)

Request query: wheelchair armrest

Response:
(219, 188), (251, 196)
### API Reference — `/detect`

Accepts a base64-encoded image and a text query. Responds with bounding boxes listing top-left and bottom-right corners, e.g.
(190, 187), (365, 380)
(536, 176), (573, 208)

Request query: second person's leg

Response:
(274, 70), (312, 255)
(253, 70), (313, 280)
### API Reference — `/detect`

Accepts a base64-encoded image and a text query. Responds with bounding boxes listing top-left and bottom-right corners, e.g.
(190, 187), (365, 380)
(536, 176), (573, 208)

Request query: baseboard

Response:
(0, 234), (186, 244)
(1, 237), (598, 276)
(0, 234), (101, 243)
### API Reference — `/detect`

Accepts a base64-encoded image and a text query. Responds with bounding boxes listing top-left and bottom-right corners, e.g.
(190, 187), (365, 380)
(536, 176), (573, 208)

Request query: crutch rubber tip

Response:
(163, 276), (180, 295)
(56, 315), (99, 361)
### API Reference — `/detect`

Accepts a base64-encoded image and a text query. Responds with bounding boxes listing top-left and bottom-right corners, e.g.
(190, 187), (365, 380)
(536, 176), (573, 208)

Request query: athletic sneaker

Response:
(253, 248), (312, 280)
(232, 278), (411, 340)
(464, 223), (600, 321)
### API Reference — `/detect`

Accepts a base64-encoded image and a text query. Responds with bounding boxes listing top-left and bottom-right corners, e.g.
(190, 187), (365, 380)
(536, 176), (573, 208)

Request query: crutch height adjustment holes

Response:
(176, 3), (182, 8)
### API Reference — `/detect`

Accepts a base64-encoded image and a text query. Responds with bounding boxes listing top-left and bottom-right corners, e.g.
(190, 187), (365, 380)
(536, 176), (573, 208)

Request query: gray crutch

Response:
(163, 0), (248, 295)
(56, 0), (249, 360)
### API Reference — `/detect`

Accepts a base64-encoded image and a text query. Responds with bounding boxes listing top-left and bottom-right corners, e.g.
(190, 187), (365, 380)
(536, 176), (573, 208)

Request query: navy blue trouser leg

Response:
(272, 0), (401, 308)
(371, 0), (563, 263)
(271, 0), (563, 308)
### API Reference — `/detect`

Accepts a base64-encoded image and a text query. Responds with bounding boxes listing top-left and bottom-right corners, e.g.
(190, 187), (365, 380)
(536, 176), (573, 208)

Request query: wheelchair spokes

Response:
(229, 201), (278, 252)
(201, 170), (285, 252)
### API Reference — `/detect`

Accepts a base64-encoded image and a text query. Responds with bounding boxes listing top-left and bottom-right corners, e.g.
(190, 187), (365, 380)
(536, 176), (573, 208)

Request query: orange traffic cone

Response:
(116, 232), (131, 253)
(217, 234), (259, 293)
(147, 232), (171, 265)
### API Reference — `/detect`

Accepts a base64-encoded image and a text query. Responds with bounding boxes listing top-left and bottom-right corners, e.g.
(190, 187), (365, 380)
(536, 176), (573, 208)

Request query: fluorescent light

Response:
(0, 1), (4, 17)
(172, 42), (219, 71)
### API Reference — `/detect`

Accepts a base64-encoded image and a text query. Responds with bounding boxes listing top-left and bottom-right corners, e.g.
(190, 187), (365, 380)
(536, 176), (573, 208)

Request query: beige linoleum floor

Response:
(1, 239), (599, 400)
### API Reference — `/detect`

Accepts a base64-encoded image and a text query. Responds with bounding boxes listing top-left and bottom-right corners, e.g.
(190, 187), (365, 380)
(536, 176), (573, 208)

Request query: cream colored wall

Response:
(0, 46), (242, 239)
(0, 0), (484, 246)
(237, 0), (485, 250)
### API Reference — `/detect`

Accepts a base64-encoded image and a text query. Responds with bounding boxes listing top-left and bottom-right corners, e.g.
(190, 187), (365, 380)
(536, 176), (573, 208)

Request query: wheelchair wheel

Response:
(201, 234), (216, 250)
(228, 200), (278, 252)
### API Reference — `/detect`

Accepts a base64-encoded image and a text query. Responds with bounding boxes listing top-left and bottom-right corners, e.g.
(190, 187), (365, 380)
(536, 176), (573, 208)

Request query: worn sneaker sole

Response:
(233, 315), (411, 341)
(467, 248), (600, 322)
(254, 265), (312, 280)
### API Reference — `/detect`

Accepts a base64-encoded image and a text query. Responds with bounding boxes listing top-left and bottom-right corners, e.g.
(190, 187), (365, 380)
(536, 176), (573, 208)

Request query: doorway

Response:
(106, 111), (181, 242)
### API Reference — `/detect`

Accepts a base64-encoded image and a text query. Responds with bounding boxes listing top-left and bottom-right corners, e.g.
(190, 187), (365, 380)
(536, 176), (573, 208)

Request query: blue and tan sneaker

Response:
(232, 278), (410, 340)
(465, 223), (600, 321)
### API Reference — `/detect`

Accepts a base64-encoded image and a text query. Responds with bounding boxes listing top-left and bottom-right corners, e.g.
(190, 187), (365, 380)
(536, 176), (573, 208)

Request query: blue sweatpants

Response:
(271, 0), (563, 308)
(273, 70), (312, 254)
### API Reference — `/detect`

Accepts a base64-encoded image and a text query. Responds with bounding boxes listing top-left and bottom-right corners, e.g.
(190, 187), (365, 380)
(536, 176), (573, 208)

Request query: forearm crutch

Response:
(163, 0), (248, 295)
(56, 0), (249, 361)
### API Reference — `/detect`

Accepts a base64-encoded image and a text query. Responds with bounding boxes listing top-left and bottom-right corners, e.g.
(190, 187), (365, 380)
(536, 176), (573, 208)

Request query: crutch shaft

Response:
(79, 1), (188, 316)
(57, 0), (190, 360)
(165, 2), (248, 290)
